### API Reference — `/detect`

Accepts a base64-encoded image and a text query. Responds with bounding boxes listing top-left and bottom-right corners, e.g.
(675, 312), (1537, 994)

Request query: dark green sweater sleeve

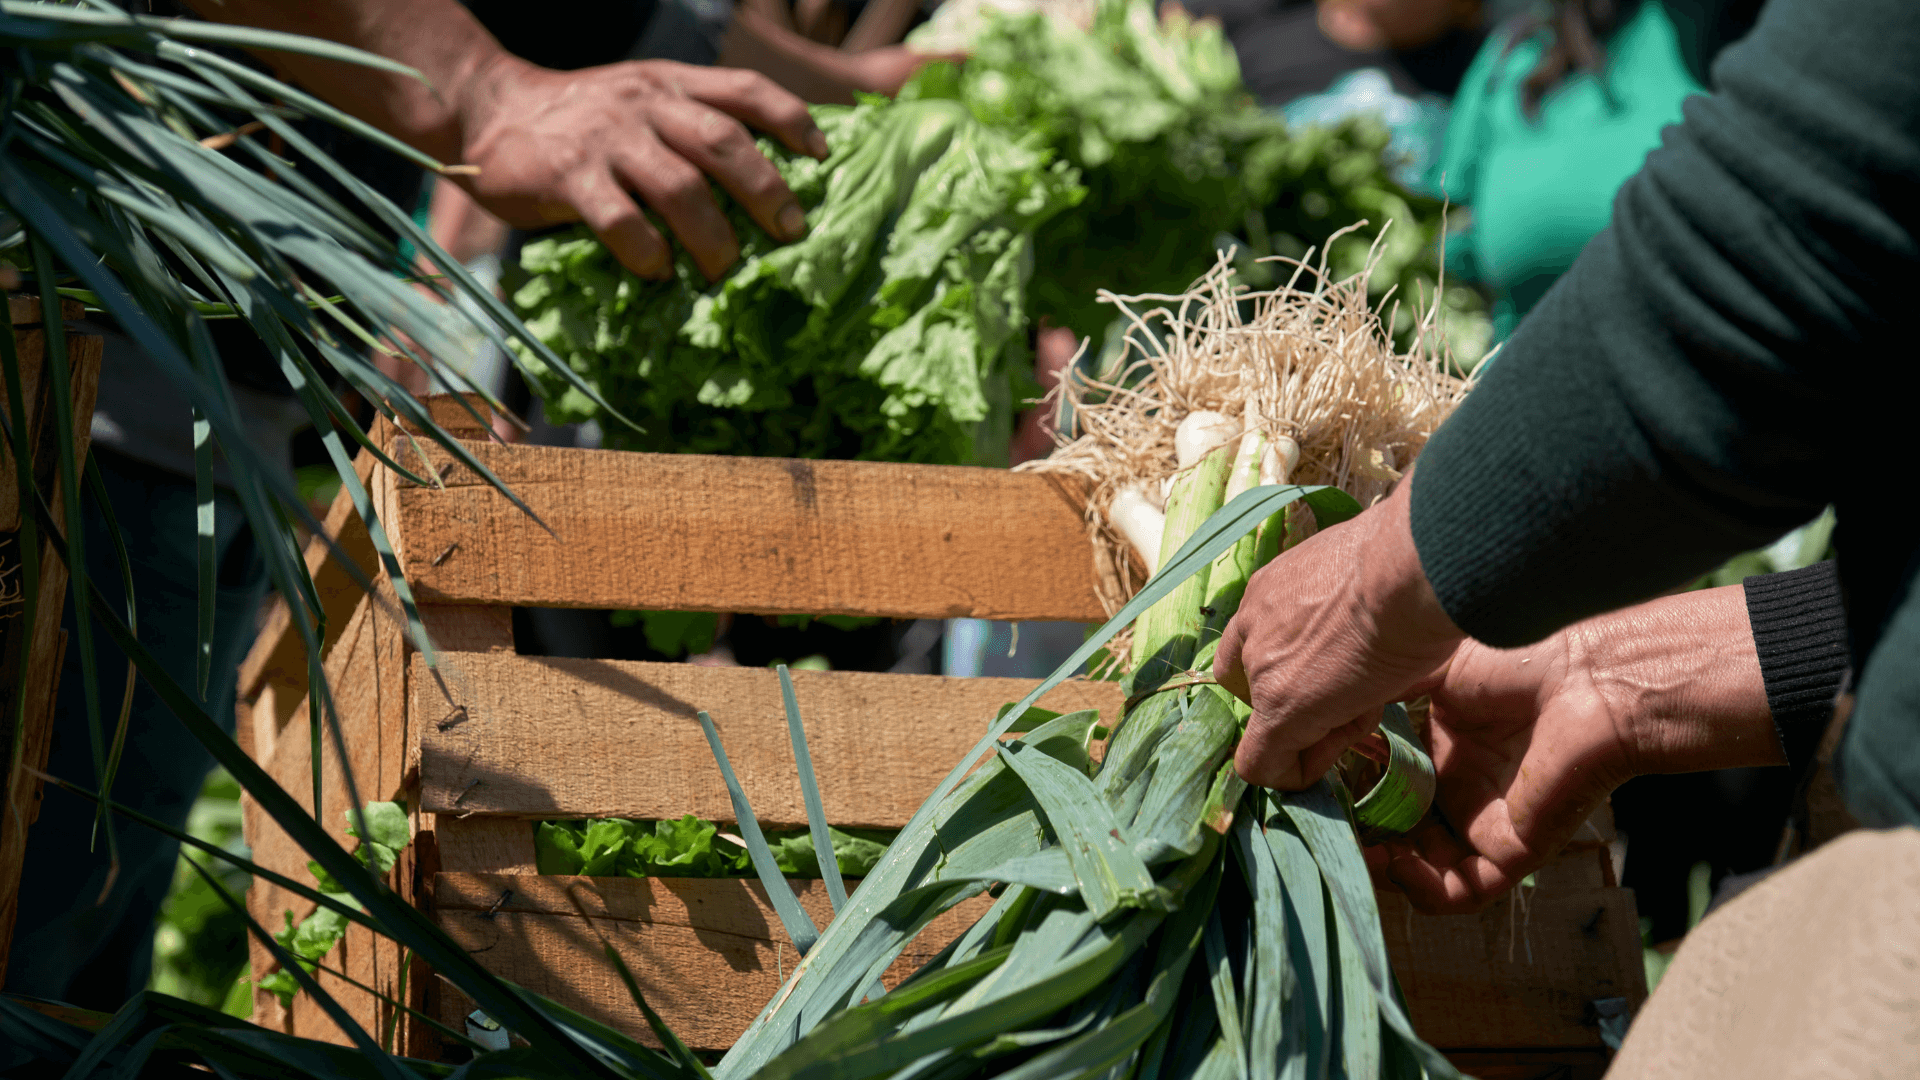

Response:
(1411, 0), (1920, 648)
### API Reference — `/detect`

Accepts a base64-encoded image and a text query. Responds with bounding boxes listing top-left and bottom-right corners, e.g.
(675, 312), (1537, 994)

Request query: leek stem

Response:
(1192, 430), (1268, 671)
(1127, 442), (1235, 691)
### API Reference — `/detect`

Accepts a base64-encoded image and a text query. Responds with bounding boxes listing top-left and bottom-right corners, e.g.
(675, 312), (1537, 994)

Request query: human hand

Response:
(1375, 584), (1781, 913)
(1214, 477), (1465, 790)
(453, 56), (829, 281)
(177, 0), (827, 280)
(1366, 631), (1633, 912)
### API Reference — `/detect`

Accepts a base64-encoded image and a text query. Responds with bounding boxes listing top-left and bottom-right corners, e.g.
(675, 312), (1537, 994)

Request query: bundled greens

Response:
(702, 440), (1450, 1080)
(533, 815), (894, 880)
(903, 0), (1455, 349)
(513, 97), (1082, 463)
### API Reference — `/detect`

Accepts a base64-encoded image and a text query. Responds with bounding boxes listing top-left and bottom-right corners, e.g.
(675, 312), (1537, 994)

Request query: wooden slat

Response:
(4, 296), (86, 327)
(433, 872), (996, 1050)
(388, 440), (1105, 620)
(244, 598), (369, 1035)
(413, 653), (1123, 825)
(0, 329), (45, 534)
(417, 604), (514, 653)
(236, 394), (499, 717)
(425, 867), (1642, 1055)
(0, 326), (100, 532)
(234, 449), (377, 716)
(1381, 882), (1647, 1049)
(244, 582), (411, 1036)
(0, 630), (65, 981)
(432, 816), (537, 874)
(1439, 1050), (1608, 1080)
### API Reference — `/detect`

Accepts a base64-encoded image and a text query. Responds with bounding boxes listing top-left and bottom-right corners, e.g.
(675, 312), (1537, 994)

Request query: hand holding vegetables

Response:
(1220, 474), (1788, 915)
(1214, 478), (1462, 791)
(515, 96), (1082, 462)
(453, 58), (826, 281)
(183, 0), (829, 280)
(1374, 584), (1781, 914)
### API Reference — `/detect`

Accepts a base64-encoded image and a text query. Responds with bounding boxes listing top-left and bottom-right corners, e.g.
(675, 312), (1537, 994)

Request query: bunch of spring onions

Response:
(707, 413), (1451, 1080)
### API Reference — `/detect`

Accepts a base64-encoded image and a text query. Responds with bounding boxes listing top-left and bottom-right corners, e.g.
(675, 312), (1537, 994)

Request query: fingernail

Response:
(807, 130), (830, 158)
(778, 202), (807, 240)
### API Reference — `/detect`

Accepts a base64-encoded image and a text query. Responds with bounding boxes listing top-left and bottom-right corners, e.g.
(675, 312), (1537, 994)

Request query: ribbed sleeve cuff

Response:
(1744, 561), (1850, 773)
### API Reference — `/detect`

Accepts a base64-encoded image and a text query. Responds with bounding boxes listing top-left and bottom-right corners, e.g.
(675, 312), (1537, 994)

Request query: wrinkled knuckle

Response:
(697, 114), (753, 158)
(652, 161), (708, 206)
(728, 67), (776, 95)
(774, 97), (813, 127)
(741, 166), (790, 204)
(613, 59), (668, 90)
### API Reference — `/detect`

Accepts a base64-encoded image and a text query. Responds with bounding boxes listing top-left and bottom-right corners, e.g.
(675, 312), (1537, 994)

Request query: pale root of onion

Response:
(1224, 426), (1267, 502)
(1110, 485), (1166, 574)
(1260, 435), (1302, 486)
(1156, 474), (1174, 509)
(1175, 410), (1240, 469)
(1258, 435), (1318, 549)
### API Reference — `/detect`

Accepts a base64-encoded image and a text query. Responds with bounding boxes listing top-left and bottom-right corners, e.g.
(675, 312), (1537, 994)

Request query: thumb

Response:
(1213, 612), (1252, 702)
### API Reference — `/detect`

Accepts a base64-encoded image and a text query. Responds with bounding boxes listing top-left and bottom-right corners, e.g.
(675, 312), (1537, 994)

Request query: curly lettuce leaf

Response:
(512, 96), (1079, 464)
(532, 816), (896, 880)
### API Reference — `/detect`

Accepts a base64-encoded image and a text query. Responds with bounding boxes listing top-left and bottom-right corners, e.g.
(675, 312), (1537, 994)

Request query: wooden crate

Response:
(1, 296), (101, 981)
(239, 394), (1645, 1076)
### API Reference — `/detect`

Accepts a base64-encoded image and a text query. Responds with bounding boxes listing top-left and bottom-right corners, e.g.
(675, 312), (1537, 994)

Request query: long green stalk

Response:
(1128, 443), (1236, 689)
(1195, 429), (1269, 672)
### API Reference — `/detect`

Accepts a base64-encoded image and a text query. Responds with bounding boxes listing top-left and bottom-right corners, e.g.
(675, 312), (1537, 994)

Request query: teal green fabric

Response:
(1439, 1), (1706, 341)
(1409, 0), (1920, 826)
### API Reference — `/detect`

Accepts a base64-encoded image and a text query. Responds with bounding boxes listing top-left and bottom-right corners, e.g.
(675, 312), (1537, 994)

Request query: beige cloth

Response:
(1607, 827), (1920, 1079)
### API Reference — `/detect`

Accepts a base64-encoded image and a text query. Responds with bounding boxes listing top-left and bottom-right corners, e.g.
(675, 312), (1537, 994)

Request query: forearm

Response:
(717, 7), (864, 104)
(177, 0), (513, 161)
(1573, 585), (1783, 776)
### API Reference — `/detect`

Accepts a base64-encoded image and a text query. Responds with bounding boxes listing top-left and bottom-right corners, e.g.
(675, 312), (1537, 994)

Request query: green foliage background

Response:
(148, 770), (252, 1016)
(532, 815), (895, 879)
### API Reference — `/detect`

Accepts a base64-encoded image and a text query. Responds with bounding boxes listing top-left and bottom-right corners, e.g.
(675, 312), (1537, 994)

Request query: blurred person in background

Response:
(1435, 0), (1777, 943)
(1179, 0), (1491, 194)
(1439, 0), (1763, 342)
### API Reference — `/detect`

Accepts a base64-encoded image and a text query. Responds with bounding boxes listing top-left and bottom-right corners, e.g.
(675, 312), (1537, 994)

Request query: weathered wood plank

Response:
(0, 630), (64, 981)
(413, 653), (1124, 825)
(1380, 883), (1647, 1049)
(389, 440), (1105, 621)
(434, 872), (996, 1050)
(3, 296), (86, 327)
(432, 816), (538, 874)
(245, 583), (411, 1036)
(234, 449), (376, 720)
(425, 869), (1642, 1055)
(236, 394), (498, 720)
(418, 604), (514, 653)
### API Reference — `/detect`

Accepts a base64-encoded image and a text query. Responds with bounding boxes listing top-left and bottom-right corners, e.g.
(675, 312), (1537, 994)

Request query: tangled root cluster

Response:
(1021, 232), (1473, 622)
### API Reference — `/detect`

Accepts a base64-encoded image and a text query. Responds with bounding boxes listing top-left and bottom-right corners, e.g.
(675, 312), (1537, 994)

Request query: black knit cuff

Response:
(1743, 561), (1849, 774)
